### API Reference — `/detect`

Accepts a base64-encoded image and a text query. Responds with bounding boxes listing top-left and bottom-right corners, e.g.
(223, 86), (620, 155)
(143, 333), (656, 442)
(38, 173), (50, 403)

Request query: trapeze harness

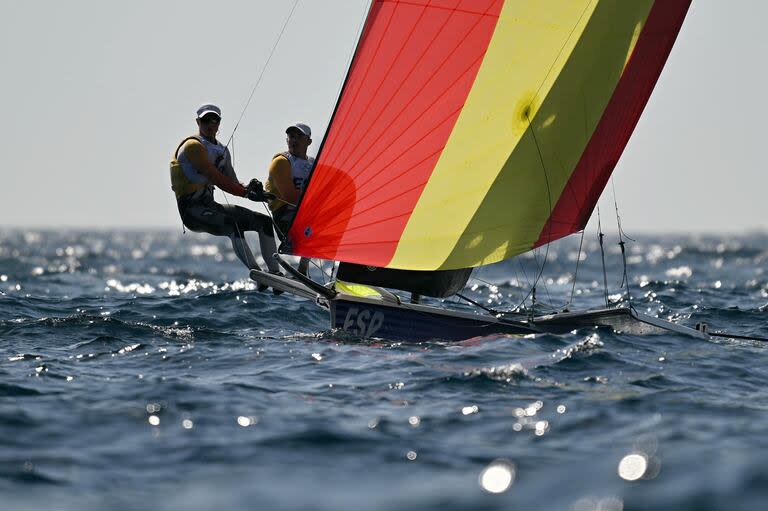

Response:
(169, 136), (273, 238)
(171, 135), (231, 201)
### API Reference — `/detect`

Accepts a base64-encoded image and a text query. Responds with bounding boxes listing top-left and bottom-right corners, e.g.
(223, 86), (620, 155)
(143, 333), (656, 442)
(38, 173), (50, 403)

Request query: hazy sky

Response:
(1, 0), (766, 233)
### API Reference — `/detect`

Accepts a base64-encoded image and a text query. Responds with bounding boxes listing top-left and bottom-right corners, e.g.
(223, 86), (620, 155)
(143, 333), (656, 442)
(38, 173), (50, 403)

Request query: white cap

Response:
(196, 103), (221, 119)
(286, 123), (311, 137)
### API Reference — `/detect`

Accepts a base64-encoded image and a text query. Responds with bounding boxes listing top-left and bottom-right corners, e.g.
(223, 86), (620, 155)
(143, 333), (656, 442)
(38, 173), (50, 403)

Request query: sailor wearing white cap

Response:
(264, 123), (315, 274)
(265, 123), (314, 226)
(169, 104), (282, 287)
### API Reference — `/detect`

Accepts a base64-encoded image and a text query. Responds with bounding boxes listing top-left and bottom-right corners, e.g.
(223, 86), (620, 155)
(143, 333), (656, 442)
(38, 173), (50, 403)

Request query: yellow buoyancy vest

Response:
(265, 152), (315, 211)
(169, 136), (207, 199)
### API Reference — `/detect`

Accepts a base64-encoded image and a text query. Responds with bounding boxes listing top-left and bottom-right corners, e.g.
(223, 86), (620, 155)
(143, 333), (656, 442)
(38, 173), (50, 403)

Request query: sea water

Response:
(1, 228), (767, 510)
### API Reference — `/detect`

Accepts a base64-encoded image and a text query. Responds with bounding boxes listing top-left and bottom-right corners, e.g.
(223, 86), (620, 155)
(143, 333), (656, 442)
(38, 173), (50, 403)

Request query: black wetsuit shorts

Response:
(272, 206), (298, 241)
(178, 195), (274, 238)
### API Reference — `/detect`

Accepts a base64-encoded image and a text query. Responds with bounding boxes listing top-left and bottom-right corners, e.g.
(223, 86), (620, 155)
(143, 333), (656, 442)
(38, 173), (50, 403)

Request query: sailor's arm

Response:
(183, 141), (247, 197)
(268, 156), (298, 206)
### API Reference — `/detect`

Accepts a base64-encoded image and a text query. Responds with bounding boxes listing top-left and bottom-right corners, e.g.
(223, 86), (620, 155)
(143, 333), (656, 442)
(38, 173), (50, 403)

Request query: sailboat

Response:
(250, 0), (709, 342)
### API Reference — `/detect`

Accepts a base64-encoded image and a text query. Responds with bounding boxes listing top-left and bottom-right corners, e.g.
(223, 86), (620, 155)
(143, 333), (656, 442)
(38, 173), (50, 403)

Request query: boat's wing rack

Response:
(249, 268), (321, 301)
(533, 307), (710, 339)
(251, 259), (711, 341)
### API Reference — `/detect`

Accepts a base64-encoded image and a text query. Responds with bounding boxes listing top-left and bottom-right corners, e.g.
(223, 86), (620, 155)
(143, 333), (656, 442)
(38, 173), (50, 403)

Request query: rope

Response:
(508, 109), (553, 313)
(611, 178), (635, 311)
(225, 0), (301, 150)
(224, 0), (366, 272)
(566, 229), (585, 311)
(284, 0), (372, 223)
(534, 246), (555, 307)
(217, 0), (300, 252)
(456, 293), (503, 316)
(597, 207), (609, 308)
(511, 254), (534, 311)
(323, 0), (374, 133)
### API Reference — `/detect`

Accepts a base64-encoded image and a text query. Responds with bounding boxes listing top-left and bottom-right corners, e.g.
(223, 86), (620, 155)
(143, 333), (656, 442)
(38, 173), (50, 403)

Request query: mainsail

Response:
(289, 0), (691, 271)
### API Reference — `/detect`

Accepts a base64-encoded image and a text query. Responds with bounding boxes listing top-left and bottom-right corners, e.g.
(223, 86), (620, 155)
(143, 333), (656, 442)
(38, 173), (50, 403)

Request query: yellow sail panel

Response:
(391, 0), (655, 270)
(442, 0), (659, 269)
(390, 0), (600, 269)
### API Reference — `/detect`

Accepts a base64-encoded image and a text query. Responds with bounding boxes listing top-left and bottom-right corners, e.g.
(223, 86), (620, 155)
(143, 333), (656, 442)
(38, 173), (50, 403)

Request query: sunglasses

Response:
(201, 116), (221, 124)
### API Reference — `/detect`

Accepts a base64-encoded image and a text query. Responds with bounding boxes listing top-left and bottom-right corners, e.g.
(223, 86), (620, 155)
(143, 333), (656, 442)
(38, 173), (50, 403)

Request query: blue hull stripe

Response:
(331, 298), (529, 342)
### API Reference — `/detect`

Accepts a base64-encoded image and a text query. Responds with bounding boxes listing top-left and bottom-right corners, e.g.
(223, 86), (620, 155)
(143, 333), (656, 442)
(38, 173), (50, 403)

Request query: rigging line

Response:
(472, 258), (530, 314)
(322, 0), (374, 135)
(349, 0), (585, 230)
(467, 268), (501, 309)
(597, 206), (609, 308)
(221, 133), (247, 242)
(291, 0), (373, 218)
(525, 253), (559, 313)
(562, 88), (591, 311)
(313, 0), (399, 163)
(256, 198), (321, 281)
(222, 138), (285, 255)
(566, 229), (586, 311)
(612, 178), (626, 293)
(226, 134), (278, 272)
(219, 137), (275, 275)
(524, 108), (553, 312)
(330, 259), (339, 282)
(517, 256), (532, 294)
(197, 1), (299, 273)
(224, 0), (301, 149)
(484, 0), (591, 243)
(611, 178), (636, 242)
(459, 267), (479, 307)
(261, 202), (282, 238)
(218, 0), (300, 250)
(470, 261), (527, 313)
(611, 177), (635, 311)
(455, 293), (503, 316)
(512, 265), (526, 311)
(540, 251), (556, 308)
(512, 255), (534, 311)
(525, 0), (594, 125)
(470, 275), (497, 288)
(309, 258), (334, 285)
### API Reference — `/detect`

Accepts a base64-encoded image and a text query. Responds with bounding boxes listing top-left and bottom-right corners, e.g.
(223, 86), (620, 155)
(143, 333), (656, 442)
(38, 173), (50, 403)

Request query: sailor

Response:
(265, 123), (314, 275)
(170, 103), (282, 287)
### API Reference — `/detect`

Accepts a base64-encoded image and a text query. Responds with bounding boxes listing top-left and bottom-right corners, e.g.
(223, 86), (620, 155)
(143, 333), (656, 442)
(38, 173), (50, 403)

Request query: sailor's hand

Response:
(246, 179), (275, 202)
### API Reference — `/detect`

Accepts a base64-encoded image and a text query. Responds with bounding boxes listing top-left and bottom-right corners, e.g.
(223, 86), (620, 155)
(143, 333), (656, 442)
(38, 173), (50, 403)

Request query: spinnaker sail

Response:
(289, 0), (691, 271)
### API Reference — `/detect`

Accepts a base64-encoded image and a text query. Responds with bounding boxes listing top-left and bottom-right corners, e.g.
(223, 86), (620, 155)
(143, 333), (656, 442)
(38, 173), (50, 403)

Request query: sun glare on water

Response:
(479, 459), (516, 494)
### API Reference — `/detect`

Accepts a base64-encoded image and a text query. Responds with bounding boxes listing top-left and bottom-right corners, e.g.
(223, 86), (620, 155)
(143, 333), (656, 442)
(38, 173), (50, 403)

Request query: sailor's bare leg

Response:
(298, 257), (310, 276)
(230, 234), (261, 270)
(258, 231), (281, 273)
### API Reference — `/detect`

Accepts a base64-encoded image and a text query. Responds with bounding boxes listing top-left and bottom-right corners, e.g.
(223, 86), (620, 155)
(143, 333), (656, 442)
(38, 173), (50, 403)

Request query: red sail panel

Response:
(289, 0), (503, 266)
(534, 0), (691, 245)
